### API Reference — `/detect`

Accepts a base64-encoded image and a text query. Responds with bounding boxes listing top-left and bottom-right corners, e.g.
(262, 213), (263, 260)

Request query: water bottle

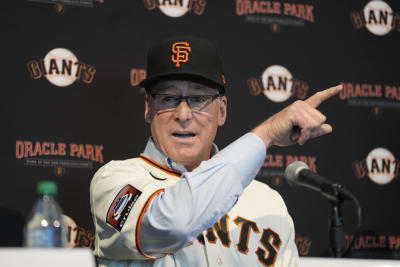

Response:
(23, 181), (67, 247)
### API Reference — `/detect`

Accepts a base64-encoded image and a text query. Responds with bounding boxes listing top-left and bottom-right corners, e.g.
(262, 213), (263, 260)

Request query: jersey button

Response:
(217, 257), (223, 265)
(172, 162), (177, 167)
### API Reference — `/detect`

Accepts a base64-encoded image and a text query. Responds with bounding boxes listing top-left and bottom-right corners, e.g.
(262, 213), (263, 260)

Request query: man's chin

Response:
(173, 152), (198, 163)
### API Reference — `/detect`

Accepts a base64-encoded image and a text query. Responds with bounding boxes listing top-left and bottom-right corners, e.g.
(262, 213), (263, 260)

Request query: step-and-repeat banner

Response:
(2, 0), (400, 259)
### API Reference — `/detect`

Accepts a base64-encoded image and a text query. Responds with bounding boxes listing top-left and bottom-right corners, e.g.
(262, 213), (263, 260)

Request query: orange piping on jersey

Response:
(135, 188), (166, 260)
(138, 155), (182, 177)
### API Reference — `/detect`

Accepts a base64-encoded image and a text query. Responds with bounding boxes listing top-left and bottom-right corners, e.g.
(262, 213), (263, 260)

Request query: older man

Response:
(90, 36), (341, 267)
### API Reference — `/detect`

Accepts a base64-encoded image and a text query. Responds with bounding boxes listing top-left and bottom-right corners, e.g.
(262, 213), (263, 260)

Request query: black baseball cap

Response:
(139, 35), (227, 94)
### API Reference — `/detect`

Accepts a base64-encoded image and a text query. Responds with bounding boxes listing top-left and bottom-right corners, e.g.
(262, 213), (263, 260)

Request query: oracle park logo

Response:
(27, 48), (96, 87)
(26, 0), (104, 14)
(248, 65), (309, 103)
(339, 82), (400, 115)
(143, 0), (207, 18)
(350, 0), (400, 36)
(345, 233), (400, 256)
(130, 68), (147, 87)
(353, 148), (399, 185)
(15, 140), (104, 176)
(236, 0), (315, 32)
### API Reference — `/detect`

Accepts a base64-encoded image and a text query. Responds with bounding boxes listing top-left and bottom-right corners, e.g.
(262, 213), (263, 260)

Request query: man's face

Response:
(145, 79), (227, 171)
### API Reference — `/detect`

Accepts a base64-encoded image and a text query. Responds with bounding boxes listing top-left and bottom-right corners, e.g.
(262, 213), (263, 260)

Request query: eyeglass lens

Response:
(153, 95), (218, 110)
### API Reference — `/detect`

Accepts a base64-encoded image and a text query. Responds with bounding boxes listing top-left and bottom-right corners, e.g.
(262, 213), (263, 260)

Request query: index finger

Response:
(305, 84), (343, 108)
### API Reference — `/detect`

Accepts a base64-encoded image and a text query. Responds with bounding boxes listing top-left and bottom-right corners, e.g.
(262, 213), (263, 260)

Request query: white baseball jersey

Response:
(90, 134), (298, 267)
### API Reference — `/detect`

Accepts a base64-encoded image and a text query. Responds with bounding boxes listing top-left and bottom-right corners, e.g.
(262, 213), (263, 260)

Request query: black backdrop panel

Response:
(2, 0), (400, 258)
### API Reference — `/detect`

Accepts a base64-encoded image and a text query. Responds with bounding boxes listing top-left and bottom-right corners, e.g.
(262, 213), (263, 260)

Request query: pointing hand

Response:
(252, 85), (343, 147)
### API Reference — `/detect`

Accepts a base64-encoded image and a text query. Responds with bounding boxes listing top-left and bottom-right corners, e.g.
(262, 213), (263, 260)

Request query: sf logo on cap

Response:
(171, 42), (191, 67)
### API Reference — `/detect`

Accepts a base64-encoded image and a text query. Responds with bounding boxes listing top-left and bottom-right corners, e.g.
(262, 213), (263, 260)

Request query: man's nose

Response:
(173, 100), (193, 122)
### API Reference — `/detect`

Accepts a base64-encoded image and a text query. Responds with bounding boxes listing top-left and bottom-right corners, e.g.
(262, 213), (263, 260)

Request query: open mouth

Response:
(173, 133), (196, 138)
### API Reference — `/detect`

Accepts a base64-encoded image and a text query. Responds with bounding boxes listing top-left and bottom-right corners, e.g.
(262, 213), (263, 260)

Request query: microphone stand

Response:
(283, 161), (362, 258)
(327, 184), (346, 258)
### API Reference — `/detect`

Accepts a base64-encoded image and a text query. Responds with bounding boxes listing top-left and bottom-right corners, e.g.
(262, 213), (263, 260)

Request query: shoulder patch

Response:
(106, 184), (142, 231)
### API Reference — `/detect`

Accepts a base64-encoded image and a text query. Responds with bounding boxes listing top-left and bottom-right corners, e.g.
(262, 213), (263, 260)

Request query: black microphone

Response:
(284, 161), (351, 201)
(285, 161), (362, 258)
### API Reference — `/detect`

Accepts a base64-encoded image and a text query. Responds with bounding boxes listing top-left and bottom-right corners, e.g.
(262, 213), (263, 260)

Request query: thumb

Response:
(313, 124), (333, 138)
(297, 124), (333, 145)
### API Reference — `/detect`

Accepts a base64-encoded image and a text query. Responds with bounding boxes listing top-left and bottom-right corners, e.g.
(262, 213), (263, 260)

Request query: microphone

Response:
(284, 161), (351, 201)
(285, 161), (362, 258)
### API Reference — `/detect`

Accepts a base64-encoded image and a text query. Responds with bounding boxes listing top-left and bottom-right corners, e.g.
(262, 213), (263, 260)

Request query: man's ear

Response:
(144, 94), (152, 123)
(218, 96), (227, 126)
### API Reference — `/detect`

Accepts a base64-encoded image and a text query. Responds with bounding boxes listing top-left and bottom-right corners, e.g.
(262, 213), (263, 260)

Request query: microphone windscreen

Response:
(285, 161), (309, 185)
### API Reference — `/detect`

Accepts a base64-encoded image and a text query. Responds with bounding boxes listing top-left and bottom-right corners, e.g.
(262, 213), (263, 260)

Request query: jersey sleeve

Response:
(90, 159), (166, 260)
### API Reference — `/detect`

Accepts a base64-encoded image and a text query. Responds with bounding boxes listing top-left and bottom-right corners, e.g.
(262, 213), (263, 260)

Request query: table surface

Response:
(299, 257), (400, 267)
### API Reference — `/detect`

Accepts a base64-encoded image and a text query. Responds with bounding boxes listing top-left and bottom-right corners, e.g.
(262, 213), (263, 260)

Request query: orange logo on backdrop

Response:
(171, 42), (191, 67)
(221, 74), (227, 84)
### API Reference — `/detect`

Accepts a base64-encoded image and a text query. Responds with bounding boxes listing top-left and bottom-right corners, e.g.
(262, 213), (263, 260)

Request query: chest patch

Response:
(106, 184), (142, 231)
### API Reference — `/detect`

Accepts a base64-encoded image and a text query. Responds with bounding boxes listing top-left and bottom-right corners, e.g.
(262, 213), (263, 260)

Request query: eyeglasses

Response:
(150, 93), (220, 111)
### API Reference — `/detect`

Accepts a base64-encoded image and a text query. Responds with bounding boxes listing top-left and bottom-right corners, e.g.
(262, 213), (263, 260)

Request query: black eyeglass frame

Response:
(149, 93), (221, 111)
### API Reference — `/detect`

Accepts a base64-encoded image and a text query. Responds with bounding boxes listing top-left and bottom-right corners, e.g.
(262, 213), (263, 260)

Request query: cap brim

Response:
(139, 72), (225, 94)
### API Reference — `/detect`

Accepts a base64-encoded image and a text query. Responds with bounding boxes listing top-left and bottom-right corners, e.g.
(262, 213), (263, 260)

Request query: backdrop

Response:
(2, 0), (400, 259)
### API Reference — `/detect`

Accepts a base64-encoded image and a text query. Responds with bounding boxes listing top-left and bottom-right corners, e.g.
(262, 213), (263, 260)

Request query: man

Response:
(90, 36), (342, 266)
